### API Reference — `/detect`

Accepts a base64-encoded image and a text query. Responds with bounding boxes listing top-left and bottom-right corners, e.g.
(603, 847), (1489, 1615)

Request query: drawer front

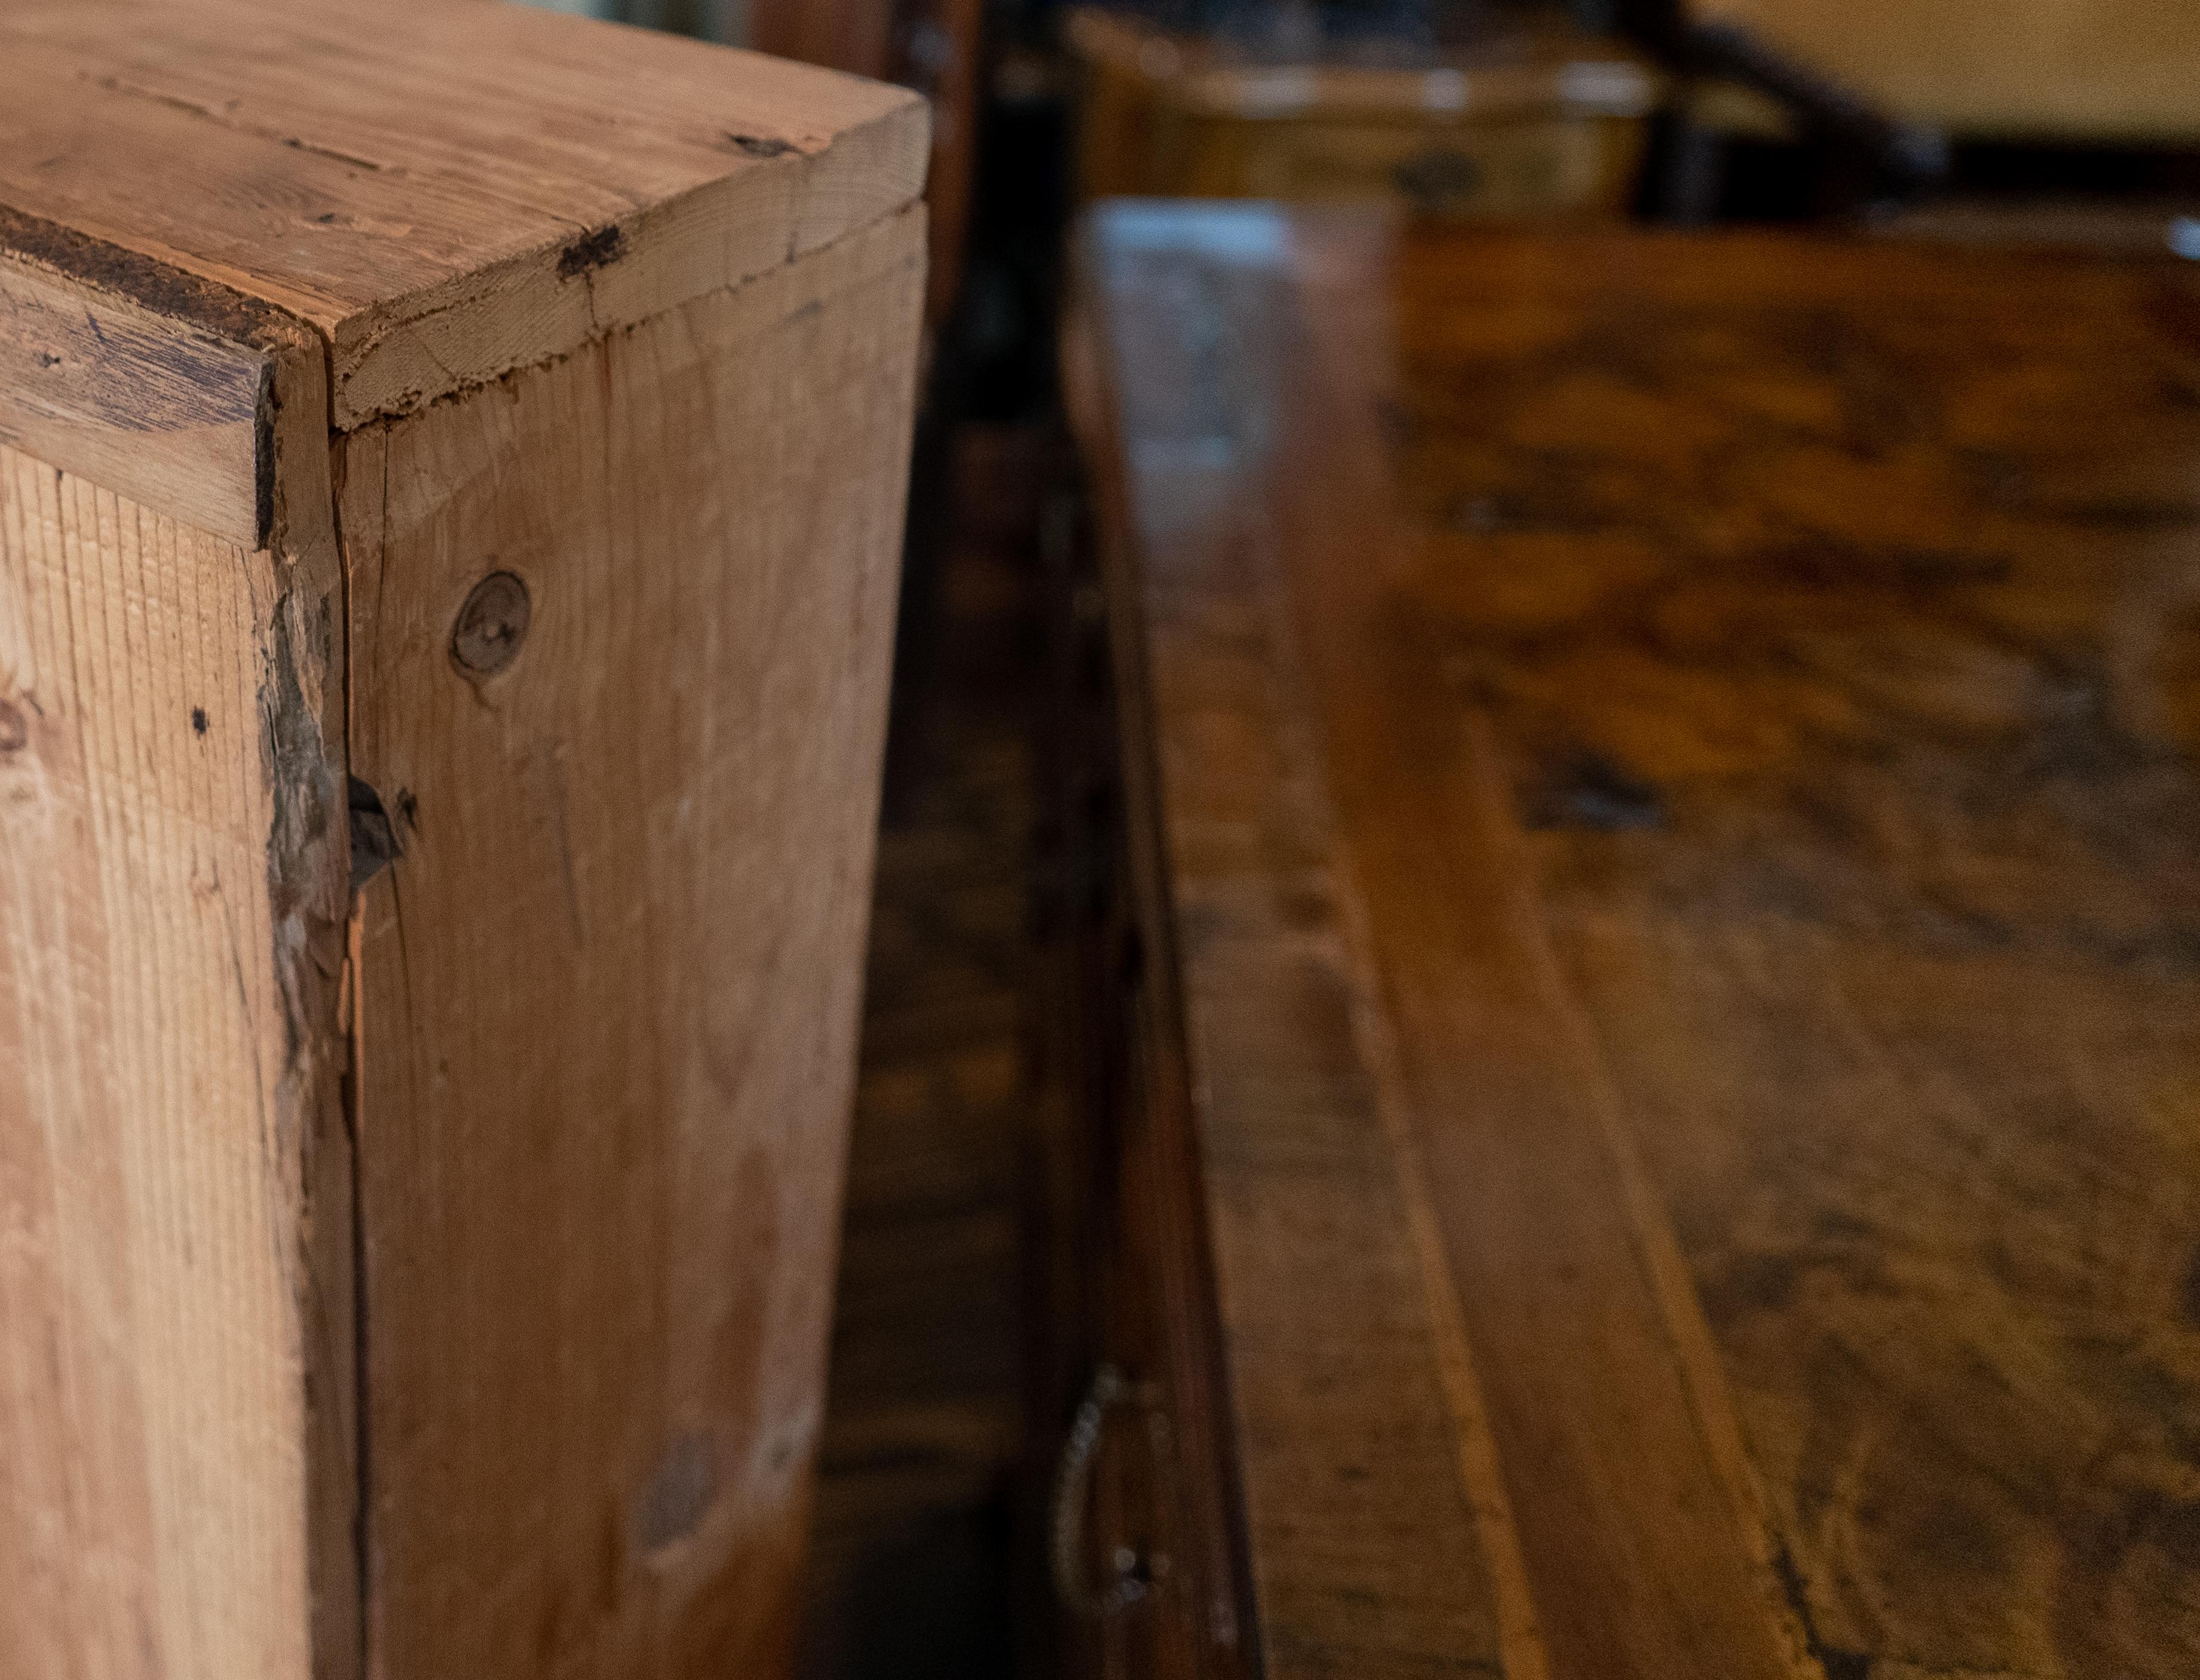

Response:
(1199, 113), (1644, 216)
(1078, 70), (1649, 218)
(1033, 479), (1258, 1680)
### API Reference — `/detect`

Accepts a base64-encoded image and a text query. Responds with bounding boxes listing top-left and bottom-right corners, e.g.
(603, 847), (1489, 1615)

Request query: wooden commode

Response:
(1047, 201), (2200, 1679)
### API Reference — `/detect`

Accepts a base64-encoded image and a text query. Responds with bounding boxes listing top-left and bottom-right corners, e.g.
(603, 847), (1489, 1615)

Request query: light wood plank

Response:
(340, 206), (924, 1680)
(0, 444), (350, 1680)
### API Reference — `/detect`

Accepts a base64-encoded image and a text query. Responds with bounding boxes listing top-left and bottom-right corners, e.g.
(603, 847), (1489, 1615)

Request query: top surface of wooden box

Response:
(1, 0), (928, 431)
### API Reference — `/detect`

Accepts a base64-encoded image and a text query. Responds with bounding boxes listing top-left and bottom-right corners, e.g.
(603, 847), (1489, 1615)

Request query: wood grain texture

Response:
(1366, 221), (2200, 1679)
(1274, 223), (1810, 1680)
(339, 205), (924, 1680)
(1066, 214), (1528, 1680)
(0, 253), (267, 548)
(1073, 201), (2200, 1679)
(1, 0), (927, 427)
(0, 419), (350, 1678)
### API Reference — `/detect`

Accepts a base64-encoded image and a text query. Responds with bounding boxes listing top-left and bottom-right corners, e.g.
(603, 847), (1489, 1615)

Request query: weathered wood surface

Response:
(341, 204), (923, 1680)
(0, 327), (352, 1679)
(1, 7), (929, 1679)
(0, 254), (268, 548)
(0, 449), (343, 1680)
(0, 0), (927, 427)
(1071, 202), (2200, 1679)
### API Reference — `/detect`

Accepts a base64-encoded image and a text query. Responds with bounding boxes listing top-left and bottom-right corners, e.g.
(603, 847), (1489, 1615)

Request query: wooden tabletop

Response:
(1067, 202), (2200, 1680)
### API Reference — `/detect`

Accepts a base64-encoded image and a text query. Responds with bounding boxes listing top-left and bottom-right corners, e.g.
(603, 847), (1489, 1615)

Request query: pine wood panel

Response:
(0, 436), (351, 1679)
(0, 0), (927, 427)
(1071, 202), (2200, 1678)
(338, 205), (924, 1680)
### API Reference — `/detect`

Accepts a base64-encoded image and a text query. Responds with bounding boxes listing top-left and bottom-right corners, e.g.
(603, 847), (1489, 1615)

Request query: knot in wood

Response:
(0, 698), (26, 754)
(451, 571), (532, 677)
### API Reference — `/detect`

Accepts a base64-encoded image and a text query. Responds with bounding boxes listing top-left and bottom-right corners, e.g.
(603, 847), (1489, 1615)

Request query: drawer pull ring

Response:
(1050, 1364), (1160, 1618)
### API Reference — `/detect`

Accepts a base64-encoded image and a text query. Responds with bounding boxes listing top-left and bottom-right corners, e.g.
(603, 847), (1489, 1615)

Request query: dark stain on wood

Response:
(253, 359), (275, 549)
(347, 776), (400, 893)
(0, 203), (298, 351)
(1522, 749), (1665, 832)
(1769, 1542), (1873, 1680)
(0, 292), (264, 431)
(556, 225), (626, 280)
(634, 1433), (719, 1556)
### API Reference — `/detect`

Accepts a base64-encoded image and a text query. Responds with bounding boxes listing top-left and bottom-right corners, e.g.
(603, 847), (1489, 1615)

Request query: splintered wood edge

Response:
(326, 91), (930, 430)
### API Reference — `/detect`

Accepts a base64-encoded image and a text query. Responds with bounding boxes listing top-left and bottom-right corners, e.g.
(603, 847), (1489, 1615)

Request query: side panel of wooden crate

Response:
(0, 433), (351, 1680)
(341, 205), (924, 1680)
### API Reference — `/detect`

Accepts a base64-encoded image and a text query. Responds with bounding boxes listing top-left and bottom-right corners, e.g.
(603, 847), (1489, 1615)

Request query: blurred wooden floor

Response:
(796, 425), (1048, 1680)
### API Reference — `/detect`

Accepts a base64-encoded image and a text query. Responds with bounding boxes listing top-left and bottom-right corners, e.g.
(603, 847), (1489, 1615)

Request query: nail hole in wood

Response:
(452, 571), (532, 679)
(349, 775), (402, 892)
(634, 1433), (718, 1558)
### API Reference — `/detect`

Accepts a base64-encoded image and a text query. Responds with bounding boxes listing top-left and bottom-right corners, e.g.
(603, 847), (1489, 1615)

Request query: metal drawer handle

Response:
(1050, 1363), (1163, 1618)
